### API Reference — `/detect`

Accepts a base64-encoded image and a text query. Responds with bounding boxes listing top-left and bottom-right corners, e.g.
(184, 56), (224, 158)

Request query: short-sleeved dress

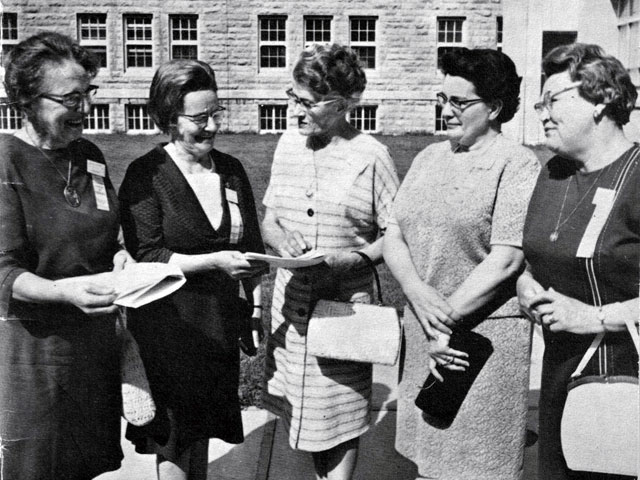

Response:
(0, 135), (123, 479)
(523, 148), (639, 479)
(393, 135), (540, 480)
(262, 129), (399, 452)
(119, 145), (265, 458)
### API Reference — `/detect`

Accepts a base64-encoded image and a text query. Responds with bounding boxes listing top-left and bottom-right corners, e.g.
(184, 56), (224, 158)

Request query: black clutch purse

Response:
(415, 328), (494, 427)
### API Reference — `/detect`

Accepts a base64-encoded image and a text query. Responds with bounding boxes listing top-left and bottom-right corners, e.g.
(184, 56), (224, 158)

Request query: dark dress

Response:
(523, 147), (639, 480)
(0, 135), (123, 479)
(118, 144), (264, 457)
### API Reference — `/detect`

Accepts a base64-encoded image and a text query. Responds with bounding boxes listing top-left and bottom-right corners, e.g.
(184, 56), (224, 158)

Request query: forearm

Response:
(383, 225), (427, 300)
(168, 252), (224, 275)
(242, 276), (263, 316)
(356, 236), (385, 264)
(597, 299), (638, 332)
(12, 272), (69, 304)
(261, 214), (288, 255)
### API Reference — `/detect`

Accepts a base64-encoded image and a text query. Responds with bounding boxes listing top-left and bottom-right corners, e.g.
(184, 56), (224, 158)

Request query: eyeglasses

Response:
(285, 88), (340, 111)
(534, 81), (582, 115)
(178, 105), (226, 127)
(38, 85), (99, 109)
(436, 92), (484, 111)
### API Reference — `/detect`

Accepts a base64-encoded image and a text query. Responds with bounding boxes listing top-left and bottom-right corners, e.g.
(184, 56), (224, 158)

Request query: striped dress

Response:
(262, 128), (399, 452)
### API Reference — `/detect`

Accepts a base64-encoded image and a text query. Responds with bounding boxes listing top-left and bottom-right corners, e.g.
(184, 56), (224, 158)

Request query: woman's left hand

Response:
(112, 250), (136, 272)
(427, 333), (470, 382)
(530, 288), (600, 334)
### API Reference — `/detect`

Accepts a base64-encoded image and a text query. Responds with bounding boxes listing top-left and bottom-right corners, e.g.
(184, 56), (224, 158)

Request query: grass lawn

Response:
(91, 132), (551, 407)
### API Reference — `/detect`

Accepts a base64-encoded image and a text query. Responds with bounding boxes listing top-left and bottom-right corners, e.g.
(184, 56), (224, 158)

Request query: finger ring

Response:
(445, 356), (454, 365)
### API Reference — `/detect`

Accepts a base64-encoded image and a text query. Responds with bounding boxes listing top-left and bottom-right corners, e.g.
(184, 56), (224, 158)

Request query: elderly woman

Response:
(0, 32), (133, 479)
(118, 59), (266, 480)
(517, 43), (639, 480)
(384, 48), (540, 479)
(261, 43), (399, 480)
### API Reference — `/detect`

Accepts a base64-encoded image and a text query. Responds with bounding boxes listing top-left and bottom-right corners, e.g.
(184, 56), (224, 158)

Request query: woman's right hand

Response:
(277, 230), (312, 258)
(210, 251), (267, 280)
(406, 282), (461, 337)
(516, 271), (545, 325)
(55, 276), (119, 316)
(428, 333), (470, 382)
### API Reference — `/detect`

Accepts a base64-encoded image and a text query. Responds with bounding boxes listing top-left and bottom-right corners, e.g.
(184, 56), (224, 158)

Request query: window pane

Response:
(2, 13), (18, 40)
(0, 103), (22, 130)
(260, 45), (285, 68)
(127, 46), (153, 67)
(172, 45), (198, 60)
(353, 46), (375, 69)
(260, 105), (287, 131)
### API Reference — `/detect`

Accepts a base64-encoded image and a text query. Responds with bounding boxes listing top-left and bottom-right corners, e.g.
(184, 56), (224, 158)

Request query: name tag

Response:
(225, 188), (238, 204)
(576, 187), (616, 258)
(87, 160), (106, 177)
(92, 174), (110, 211)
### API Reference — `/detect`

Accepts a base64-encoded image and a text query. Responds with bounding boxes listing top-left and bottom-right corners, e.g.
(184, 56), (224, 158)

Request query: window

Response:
(350, 17), (376, 69)
(170, 15), (198, 60)
(435, 104), (447, 133)
(304, 16), (331, 47)
(1, 12), (18, 67)
(124, 14), (153, 68)
(77, 14), (108, 68)
(349, 105), (377, 132)
(260, 105), (287, 132)
(437, 17), (465, 69)
(616, 1), (640, 82)
(496, 16), (503, 52)
(84, 104), (110, 132)
(259, 16), (286, 69)
(0, 103), (21, 131)
(126, 104), (155, 131)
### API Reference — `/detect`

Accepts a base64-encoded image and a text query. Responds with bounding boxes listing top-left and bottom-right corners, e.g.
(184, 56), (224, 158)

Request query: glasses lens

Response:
(436, 93), (447, 107)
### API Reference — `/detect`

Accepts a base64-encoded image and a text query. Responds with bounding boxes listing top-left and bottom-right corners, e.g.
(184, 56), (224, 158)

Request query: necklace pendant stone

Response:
(549, 231), (559, 242)
(64, 185), (81, 208)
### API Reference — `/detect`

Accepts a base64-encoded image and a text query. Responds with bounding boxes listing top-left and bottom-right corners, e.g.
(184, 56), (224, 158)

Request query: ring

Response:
(444, 356), (454, 365)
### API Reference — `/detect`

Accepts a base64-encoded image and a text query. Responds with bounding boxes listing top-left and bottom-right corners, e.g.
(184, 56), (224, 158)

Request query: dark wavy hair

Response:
(4, 31), (99, 114)
(542, 43), (637, 126)
(293, 43), (366, 99)
(441, 48), (522, 124)
(148, 59), (218, 134)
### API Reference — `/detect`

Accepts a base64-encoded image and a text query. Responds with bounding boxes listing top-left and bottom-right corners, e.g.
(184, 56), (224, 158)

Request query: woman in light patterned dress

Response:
(261, 43), (399, 480)
(384, 49), (540, 479)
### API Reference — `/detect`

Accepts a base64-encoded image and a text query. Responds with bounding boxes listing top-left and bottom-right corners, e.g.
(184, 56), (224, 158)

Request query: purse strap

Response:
(352, 250), (383, 304)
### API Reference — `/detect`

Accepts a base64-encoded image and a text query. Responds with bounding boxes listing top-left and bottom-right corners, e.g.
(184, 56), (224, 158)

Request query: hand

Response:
(211, 251), (267, 280)
(112, 250), (136, 272)
(406, 282), (461, 337)
(427, 333), (470, 382)
(530, 288), (600, 334)
(516, 273), (545, 325)
(277, 230), (312, 258)
(56, 277), (119, 316)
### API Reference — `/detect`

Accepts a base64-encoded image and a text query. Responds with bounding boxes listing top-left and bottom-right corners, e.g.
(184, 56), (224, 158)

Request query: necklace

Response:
(549, 165), (609, 242)
(24, 129), (81, 207)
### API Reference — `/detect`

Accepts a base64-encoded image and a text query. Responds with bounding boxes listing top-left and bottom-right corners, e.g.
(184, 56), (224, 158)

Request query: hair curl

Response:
(542, 43), (637, 126)
(147, 59), (218, 134)
(293, 43), (366, 100)
(4, 31), (99, 113)
(441, 48), (522, 124)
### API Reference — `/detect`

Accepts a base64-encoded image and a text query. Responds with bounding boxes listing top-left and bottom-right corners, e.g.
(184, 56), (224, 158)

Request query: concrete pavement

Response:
(98, 326), (544, 480)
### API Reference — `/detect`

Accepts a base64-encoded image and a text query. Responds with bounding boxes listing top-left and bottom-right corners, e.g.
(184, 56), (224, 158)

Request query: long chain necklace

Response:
(549, 165), (609, 242)
(25, 129), (81, 207)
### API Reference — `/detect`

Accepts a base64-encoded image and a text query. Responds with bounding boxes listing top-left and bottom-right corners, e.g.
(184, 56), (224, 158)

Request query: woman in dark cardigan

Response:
(118, 59), (267, 480)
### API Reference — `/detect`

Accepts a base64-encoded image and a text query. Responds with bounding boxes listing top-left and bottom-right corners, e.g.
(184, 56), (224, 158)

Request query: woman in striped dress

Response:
(261, 43), (399, 480)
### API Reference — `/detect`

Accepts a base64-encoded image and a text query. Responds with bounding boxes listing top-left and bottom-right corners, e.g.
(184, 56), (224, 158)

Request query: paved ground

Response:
(98, 326), (544, 480)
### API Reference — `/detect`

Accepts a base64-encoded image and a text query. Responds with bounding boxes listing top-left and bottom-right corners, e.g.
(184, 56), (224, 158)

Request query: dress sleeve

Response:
(118, 160), (174, 263)
(490, 148), (541, 247)
(372, 146), (400, 232)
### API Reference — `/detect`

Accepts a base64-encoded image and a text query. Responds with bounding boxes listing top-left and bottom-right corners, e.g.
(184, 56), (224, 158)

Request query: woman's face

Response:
(288, 81), (344, 137)
(173, 89), (221, 159)
(440, 75), (493, 147)
(29, 59), (93, 149)
(537, 71), (595, 157)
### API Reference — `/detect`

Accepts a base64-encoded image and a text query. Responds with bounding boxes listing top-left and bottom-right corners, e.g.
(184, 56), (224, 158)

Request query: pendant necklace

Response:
(25, 129), (81, 207)
(549, 165), (609, 242)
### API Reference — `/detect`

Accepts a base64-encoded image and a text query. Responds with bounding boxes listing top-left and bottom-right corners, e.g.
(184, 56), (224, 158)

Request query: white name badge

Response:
(576, 187), (616, 258)
(87, 160), (106, 177)
(92, 174), (110, 211)
(225, 188), (238, 204)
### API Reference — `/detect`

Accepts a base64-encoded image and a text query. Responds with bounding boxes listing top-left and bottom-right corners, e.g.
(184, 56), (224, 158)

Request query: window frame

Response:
(126, 104), (156, 133)
(1, 12), (19, 68)
(496, 16), (503, 52)
(259, 104), (288, 133)
(349, 105), (378, 133)
(169, 14), (198, 60)
(0, 102), (22, 131)
(434, 104), (447, 133)
(83, 104), (111, 132)
(123, 14), (154, 70)
(617, 1), (640, 83)
(349, 16), (377, 69)
(304, 16), (332, 48)
(436, 17), (466, 70)
(77, 13), (108, 69)
(259, 15), (287, 70)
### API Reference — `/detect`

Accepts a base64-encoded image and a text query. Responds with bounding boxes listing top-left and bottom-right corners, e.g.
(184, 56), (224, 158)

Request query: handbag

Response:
(306, 251), (402, 366)
(560, 316), (639, 477)
(117, 312), (156, 427)
(414, 328), (493, 427)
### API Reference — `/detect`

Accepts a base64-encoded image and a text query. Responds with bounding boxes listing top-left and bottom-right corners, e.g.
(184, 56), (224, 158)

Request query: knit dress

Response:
(262, 129), (399, 452)
(393, 135), (540, 480)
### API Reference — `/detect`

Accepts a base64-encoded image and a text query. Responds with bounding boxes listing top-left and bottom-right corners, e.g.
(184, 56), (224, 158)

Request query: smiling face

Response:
(440, 75), (493, 147)
(28, 59), (93, 149)
(173, 89), (220, 159)
(289, 82), (344, 137)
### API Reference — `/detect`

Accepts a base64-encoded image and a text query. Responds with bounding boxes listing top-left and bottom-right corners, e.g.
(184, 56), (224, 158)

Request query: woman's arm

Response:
(242, 275), (264, 348)
(516, 267), (545, 324)
(447, 244), (524, 318)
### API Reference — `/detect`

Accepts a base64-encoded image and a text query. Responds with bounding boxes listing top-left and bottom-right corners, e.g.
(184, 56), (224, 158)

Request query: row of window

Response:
(0, 12), (503, 70)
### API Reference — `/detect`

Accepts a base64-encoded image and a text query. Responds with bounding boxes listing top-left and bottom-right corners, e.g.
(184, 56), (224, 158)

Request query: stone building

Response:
(0, 0), (504, 136)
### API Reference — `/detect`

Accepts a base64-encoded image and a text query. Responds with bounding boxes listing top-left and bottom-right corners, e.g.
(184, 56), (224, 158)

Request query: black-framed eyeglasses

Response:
(534, 81), (582, 116)
(178, 105), (226, 127)
(285, 88), (340, 111)
(38, 85), (99, 109)
(436, 92), (484, 111)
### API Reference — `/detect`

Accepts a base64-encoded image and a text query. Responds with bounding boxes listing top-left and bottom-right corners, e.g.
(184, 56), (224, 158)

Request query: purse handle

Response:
(352, 250), (383, 305)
